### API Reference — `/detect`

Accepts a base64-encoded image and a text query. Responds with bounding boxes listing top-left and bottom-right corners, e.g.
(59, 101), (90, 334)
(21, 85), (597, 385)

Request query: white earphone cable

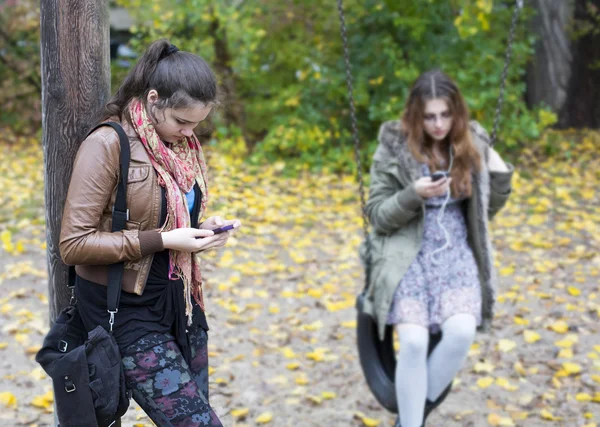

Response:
(429, 144), (454, 265)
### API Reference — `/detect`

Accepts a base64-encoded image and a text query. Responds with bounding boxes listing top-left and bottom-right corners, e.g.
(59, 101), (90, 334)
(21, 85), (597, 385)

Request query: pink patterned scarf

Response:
(129, 98), (209, 324)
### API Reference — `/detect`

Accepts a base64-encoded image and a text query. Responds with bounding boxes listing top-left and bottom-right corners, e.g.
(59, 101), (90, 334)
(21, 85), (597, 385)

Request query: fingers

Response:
(195, 233), (227, 251)
(220, 218), (241, 228)
(193, 228), (215, 238)
(430, 177), (451, 189)
(420, 178), (452, 198)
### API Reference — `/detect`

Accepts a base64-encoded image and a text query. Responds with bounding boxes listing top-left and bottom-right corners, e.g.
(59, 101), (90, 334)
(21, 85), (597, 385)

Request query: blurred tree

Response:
(1, 0), (568, 169)
(559, 0), (600, 128)
(118, 0), (546, 172)
(527, 0), (600, 128)
(526, 0), (573, 115)
(0, 0), (42, 132)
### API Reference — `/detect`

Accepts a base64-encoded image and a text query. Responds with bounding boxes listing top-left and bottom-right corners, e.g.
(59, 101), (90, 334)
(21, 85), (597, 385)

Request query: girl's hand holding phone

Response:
(198, 216), (241, 250)
(199, 216), (241, 233)
(414, 175), (452, 199)
(161, 216), (241, 253)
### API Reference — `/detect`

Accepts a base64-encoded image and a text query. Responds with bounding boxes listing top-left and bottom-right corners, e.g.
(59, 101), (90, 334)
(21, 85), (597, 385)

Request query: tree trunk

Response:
(526, 0), (574, 113)
(40, 0), (110, 323)
(208, 5), (252, 150)
(558, 0), (600, 128)
(527, 0), (600, 128)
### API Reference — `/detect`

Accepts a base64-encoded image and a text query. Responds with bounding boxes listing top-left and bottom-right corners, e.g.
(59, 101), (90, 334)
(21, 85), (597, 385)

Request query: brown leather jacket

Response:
(59, 119), (165, 295)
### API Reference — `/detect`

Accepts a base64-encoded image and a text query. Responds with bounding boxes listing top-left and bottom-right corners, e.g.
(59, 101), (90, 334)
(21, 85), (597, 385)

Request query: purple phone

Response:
(211, 224), (235, 234)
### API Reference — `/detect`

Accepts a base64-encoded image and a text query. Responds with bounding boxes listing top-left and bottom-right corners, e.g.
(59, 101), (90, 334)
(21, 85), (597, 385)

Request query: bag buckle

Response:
(68, 286), (76, 306)
(108, 309), (118, 332)
(112, 207), (129, 221)
(64, 375), (76, 393)
(58, 340), (68, 353)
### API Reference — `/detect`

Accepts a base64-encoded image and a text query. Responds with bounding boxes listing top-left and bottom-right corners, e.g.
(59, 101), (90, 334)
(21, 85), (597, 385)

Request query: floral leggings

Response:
(121, 325), (222, 427)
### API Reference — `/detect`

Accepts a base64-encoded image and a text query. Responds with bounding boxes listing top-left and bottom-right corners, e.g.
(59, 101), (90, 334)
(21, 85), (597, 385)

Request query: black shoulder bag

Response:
(36, 122), (132, 427)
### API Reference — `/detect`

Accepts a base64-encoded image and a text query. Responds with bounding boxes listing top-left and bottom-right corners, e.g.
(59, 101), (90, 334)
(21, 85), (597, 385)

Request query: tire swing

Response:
(334, 0), (524, 420)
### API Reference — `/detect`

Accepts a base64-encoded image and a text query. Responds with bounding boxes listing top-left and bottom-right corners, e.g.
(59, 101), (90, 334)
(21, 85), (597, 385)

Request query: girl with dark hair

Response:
(361, 70), (514, 427)
(59, 39), (240, 426)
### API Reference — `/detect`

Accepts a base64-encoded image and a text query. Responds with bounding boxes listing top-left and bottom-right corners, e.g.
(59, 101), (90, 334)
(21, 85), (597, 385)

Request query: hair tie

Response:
(160, 44), (179, 61)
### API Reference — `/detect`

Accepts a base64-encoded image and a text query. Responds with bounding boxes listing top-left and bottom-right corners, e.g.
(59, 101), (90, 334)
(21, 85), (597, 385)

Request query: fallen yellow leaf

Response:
(487, 413), (515, 426)
(576, 393), (592, 402)
(524, 330), (541, 344)
(554, 339), (574, 348)
(562, 362), (582, 375)
(322, 391), (336, 399)
(540, 409), (562, 421)
(474, 361), (495, 373)
(558, 348), (573, 358)
(549, 320), (569, 334)
(498, 339), (517, 353)
(341, 320), (357, 328)
(295, 376), (309, 385)
(231, 408), (249, 418)
(514, 361), (526, 376)
(513, 316), (529, 326)
(256, 412), (273, 423)
(30, 390), (53, 411)
(477, 377), (494, 388)
(0, 391), (17, 408)
(361, 417), (381, 427)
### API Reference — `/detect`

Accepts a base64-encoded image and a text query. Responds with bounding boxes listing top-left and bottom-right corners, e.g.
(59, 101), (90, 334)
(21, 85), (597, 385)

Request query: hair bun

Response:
(167, 44), (179, 55)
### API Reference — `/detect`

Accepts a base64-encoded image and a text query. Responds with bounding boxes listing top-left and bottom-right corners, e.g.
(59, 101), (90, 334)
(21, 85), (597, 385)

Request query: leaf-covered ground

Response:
(0, 130), (599, 427)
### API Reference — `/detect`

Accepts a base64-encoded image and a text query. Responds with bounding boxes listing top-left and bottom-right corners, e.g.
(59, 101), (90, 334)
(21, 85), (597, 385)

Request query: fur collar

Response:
(375, 119), (491, 182)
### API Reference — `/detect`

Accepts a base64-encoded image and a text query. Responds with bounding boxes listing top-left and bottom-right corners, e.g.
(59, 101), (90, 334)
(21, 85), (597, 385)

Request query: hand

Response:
(198, 216), (242, 251)
(161, 227), (221, 253)
(414, 176), (452, 199)
(488, 148), (509, 172)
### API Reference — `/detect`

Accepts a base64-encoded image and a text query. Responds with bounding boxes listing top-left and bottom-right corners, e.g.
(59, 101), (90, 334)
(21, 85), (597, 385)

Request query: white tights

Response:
(395, 314), (476, 427)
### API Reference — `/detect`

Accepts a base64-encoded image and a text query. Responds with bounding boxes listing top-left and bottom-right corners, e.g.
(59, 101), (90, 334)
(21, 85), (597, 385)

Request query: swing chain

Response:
(336, 0), (372, 292)
(489, 0), (524, 147)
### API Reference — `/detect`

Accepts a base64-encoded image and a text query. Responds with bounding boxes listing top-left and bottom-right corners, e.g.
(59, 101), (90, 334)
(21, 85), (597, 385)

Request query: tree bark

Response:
(526, 0), (574, 113)
(558, 0), (600, 128)
(40, 0), (110, 324)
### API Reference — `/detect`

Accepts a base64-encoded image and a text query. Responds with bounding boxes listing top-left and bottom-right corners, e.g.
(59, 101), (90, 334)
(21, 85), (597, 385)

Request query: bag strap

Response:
(86, 121), (131, 333)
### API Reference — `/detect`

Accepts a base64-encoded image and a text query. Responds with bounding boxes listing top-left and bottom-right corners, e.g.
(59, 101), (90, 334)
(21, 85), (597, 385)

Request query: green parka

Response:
(360, 120), (514, 341)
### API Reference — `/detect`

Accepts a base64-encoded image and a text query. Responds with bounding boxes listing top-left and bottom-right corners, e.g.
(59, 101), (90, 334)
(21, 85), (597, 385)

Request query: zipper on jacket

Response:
(137, 180), (164, 291)
(157, 185), (165, 228)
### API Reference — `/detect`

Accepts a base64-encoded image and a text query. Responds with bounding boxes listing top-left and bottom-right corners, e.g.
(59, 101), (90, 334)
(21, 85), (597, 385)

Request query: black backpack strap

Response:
(86, 122), (131, 332)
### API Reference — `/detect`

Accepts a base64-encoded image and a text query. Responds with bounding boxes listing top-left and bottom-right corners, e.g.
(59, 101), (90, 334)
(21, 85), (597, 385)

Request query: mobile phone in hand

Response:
(211, 224), (235, 234)
(431, 171), (449, 182)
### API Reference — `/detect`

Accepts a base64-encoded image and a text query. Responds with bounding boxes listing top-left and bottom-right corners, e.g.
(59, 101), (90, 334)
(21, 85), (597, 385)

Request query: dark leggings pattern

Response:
(121, 325), (222, 427)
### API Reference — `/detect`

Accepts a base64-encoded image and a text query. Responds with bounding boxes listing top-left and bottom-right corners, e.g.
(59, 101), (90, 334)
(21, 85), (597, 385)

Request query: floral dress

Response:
(386, 164), (482, 332)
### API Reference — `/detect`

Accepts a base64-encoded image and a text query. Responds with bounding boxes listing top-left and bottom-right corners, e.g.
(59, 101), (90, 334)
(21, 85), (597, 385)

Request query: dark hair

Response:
(402, 69), (481, 197)
(101, 39), (217, 123)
